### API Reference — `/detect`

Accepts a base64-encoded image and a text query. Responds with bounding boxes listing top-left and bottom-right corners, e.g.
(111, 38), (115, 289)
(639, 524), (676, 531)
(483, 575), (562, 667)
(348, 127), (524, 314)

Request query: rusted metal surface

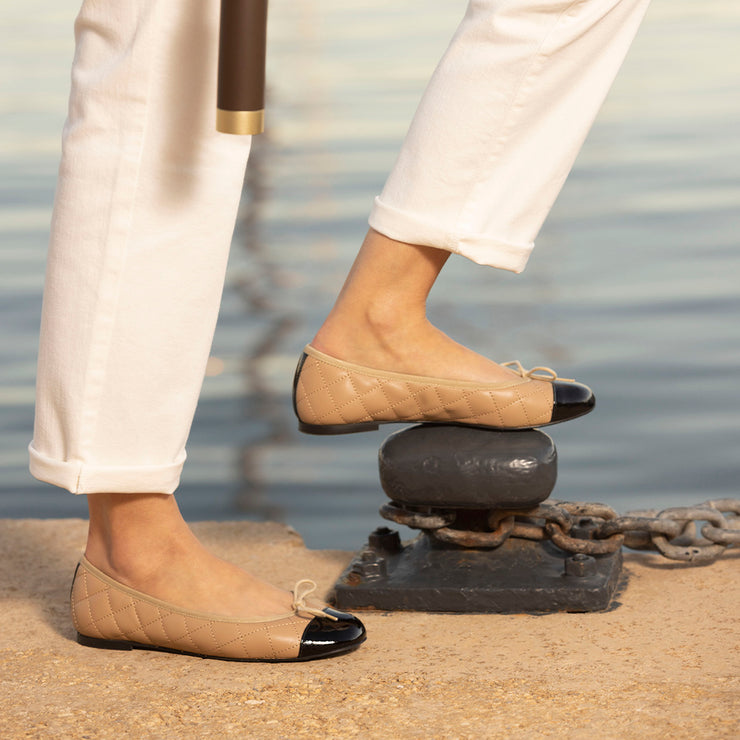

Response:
(379, 503), (455, 530)
(333, 529), (623, 613)
(380, 498), (740, 564)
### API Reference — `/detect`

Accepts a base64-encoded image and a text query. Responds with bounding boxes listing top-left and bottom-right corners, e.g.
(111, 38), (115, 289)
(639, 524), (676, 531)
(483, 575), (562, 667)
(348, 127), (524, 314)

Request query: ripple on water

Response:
(1, 0), (739, 549)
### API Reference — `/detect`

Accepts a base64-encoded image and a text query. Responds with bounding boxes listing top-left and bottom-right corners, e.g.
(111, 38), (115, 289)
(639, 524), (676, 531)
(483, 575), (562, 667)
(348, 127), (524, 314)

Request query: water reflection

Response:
(1, 0), (739, 550)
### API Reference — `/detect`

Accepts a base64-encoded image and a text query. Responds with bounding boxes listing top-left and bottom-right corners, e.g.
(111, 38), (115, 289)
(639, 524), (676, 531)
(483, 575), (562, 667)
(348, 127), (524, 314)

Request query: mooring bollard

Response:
(333, 424), (623, 613)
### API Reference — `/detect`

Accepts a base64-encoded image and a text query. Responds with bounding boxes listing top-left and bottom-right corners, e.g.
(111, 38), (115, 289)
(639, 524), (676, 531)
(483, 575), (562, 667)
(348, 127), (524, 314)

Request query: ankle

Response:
(86, 534), (186, 584)
(84, 492), (195, 582)
(313, 229), (446, 358)
(315, 296), (428, 357)
(364, 294), (427, 336)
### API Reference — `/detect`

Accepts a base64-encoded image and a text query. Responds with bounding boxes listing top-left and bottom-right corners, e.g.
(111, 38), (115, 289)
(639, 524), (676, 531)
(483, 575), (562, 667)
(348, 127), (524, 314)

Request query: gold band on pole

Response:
(216, 108), (265, 135)
(217, 0), (268, 135)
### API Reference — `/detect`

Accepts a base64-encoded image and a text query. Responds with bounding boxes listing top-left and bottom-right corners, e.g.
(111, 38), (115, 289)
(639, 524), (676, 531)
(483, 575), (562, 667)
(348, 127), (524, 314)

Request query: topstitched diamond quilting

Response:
(71, 562), (308, 660)
(295, 353), (553, 428)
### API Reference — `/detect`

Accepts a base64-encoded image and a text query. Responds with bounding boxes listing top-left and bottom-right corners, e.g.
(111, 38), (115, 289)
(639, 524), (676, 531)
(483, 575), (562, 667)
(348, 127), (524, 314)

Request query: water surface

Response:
(1, 0), (739, 549)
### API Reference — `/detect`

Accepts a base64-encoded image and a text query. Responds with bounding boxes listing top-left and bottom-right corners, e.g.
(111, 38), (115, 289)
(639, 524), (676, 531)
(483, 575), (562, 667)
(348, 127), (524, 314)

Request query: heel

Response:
(77, 632), (134, 651)
(298, 421), (380, 435)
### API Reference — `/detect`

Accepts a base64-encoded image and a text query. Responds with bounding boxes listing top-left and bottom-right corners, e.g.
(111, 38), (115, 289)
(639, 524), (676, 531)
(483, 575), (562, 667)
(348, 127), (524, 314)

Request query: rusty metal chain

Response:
(380, 499), (740, 564)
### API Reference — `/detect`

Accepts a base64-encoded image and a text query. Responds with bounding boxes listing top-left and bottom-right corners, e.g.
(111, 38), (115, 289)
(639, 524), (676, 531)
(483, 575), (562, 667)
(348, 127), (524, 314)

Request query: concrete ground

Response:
(1, 519), (738, 739)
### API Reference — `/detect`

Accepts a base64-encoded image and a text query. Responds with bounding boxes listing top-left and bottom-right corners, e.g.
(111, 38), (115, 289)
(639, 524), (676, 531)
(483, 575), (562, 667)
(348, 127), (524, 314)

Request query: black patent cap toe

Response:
(550, 381), (595, 424)
(298, 608), (367, 660)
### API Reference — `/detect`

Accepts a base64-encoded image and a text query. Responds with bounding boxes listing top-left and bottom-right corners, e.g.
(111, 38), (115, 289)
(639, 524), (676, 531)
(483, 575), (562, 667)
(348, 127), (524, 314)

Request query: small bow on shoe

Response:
(502, 360), (574, 383)
(292, 579), (339, 620)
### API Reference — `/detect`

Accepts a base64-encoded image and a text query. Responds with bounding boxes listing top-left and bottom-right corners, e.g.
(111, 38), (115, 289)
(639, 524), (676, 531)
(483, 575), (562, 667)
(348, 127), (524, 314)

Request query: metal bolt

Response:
(368, 526), (402, 554)
(564, 553), (597, 577)
(344, 571), (362, 586)
(350, 550), (387, 581)
(571, 517), (599, 540)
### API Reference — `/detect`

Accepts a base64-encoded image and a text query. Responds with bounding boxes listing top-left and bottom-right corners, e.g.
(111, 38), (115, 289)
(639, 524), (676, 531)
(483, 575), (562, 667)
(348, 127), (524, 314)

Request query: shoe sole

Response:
(297, 408), (594, 436)
(77, 631), (367, 663)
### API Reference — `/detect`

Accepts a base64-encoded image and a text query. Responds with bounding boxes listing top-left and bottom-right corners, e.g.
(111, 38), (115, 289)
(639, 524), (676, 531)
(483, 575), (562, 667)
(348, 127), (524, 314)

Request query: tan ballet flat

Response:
(293, 344), (594, 434)
(71, 557), (366, 662)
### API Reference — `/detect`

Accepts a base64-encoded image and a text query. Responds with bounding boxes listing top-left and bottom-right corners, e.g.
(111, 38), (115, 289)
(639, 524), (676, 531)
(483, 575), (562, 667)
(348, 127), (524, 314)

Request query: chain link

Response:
(379, 502), (455, 530)
(380, 498), (740, 564)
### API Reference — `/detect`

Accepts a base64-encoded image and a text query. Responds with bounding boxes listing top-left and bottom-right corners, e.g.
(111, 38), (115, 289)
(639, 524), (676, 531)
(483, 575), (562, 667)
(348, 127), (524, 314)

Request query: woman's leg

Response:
(314, 229), (516, 383)
(30, 0), (250, 496)
(315, 0), (651, 382)
(85, 493), (290, 617)
(30, 0), (293, 618)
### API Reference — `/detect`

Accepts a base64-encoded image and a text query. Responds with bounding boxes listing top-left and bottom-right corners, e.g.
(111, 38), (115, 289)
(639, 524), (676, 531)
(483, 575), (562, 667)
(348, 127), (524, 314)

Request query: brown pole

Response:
(216, 0), (269, 135)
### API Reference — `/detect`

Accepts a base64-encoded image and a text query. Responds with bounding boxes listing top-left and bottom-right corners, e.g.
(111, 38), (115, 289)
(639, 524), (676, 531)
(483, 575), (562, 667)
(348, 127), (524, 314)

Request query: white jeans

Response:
(29, 0), (651, 495)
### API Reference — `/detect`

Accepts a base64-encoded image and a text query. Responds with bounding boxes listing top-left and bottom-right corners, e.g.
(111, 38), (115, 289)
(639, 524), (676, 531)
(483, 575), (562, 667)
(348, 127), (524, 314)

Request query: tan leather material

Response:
(71, 558), (309, 661)
(294, 345), (555, 430)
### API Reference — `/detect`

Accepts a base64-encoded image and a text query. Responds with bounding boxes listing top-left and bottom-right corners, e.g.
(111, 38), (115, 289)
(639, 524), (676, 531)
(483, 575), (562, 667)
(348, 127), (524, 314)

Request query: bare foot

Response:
(312, 229), (522, 385)
(313, 315), (518, 384)
(85, 493), (297, 619)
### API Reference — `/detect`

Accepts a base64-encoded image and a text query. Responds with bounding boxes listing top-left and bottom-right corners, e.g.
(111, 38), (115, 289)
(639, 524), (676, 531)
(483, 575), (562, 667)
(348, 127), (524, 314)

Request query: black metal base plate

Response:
(332, 531), (623, 613)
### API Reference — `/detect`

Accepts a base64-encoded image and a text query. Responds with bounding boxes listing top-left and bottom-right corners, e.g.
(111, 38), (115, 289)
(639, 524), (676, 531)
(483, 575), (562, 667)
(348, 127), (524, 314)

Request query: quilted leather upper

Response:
(71, 558), (308, 660)
(294, 346), (554, 430)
